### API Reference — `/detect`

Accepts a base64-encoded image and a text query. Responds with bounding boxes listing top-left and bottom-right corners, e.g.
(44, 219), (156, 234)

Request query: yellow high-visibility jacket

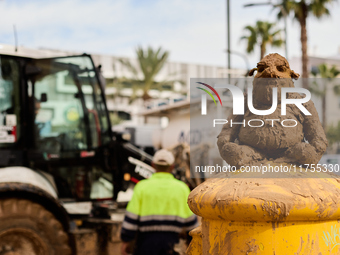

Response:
(120, 172), (198, 242)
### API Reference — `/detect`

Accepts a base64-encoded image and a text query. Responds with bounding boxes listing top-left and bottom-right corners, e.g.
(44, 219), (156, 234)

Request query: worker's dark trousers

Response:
(134, 232), (179, 255)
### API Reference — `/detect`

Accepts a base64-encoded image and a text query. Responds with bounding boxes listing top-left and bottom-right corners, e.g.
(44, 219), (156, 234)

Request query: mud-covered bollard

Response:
(187, 164), (340, 254)
(187, 225), (202, 254)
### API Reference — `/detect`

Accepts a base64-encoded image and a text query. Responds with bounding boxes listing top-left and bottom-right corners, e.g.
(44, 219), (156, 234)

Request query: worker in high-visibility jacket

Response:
(120, 149), (199, 255)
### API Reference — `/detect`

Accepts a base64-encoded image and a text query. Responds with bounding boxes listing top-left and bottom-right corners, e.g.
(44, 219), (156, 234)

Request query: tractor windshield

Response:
(0, 54), (115, 200)
(33, 55), (111, 152)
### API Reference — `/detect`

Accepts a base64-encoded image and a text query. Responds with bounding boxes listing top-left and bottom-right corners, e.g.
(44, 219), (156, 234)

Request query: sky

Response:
(0, 0), (339, 69)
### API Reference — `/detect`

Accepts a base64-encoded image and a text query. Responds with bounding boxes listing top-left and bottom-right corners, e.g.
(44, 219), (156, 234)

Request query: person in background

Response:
(120, 149), (198, 255)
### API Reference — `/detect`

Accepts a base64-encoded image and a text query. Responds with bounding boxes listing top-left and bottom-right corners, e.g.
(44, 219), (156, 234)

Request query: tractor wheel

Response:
(0, 198), (71, 255)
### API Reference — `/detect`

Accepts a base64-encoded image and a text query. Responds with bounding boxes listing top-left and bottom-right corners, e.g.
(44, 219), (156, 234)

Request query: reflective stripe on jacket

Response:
(120, 172), (198, 242)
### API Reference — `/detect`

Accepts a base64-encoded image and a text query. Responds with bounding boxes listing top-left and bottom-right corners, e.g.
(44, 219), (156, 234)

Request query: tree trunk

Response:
(142, 91), (152, 101)
(260, 42), (266, 60)
(143, 81), (152, 102)
(300, 2), (309, 88)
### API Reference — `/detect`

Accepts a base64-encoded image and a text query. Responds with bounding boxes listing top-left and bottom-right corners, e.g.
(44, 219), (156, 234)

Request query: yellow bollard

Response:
(187, 163), (340, 254)
(187, 225), (202, 255)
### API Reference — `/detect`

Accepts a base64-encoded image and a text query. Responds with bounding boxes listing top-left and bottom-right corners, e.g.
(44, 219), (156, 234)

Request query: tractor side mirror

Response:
(96, 65), (106, 90)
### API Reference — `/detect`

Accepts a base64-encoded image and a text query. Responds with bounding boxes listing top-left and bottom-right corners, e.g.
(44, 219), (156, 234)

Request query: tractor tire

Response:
(0, 198), (72, 255)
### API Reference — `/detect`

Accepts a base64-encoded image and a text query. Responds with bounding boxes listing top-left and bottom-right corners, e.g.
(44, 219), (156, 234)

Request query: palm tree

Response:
(119, 46), (170, 101)
(274, 0), (336, 86)
(241, 20), (284, 61)
(310, 63), (340, 129)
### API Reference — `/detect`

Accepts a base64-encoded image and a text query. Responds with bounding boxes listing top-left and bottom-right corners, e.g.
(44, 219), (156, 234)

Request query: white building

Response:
(90, 53), (246, 124)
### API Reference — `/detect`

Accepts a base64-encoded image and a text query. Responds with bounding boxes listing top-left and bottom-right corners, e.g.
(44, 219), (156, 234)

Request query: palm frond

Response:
(241, 25), (257, 53)
(271, 28), (282, 37)
(272, 39), (284, 47)
(330, 65), (340, 78)
(309, 81), (325, 97)
(309, 0), (334, 18)
(317, 63), (340, 79)
(274, 0), (292, 20)
(118, 58), (139, 79)
(119, 46), (171, 101)
(240, 20), (283, 57)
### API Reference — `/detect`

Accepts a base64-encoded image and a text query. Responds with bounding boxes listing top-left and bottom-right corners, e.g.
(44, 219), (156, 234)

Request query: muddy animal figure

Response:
(217, 53), (327, 168)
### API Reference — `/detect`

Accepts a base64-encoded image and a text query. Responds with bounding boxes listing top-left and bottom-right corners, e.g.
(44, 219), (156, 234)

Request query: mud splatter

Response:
(295, 236), (304, 254)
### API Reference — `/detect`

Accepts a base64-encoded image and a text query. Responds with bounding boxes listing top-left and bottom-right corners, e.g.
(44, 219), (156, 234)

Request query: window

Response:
(0, 57), (20, 147)
(33, 56), (110, 153)
(34, 68), (88, 153)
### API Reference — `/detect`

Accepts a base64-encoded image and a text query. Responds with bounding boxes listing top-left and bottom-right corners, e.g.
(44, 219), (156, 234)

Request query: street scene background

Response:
(0, 0), (340, 254)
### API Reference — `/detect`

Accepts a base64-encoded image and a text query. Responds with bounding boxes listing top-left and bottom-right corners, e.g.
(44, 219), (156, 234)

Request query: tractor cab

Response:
(0, 53), (152, 206)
